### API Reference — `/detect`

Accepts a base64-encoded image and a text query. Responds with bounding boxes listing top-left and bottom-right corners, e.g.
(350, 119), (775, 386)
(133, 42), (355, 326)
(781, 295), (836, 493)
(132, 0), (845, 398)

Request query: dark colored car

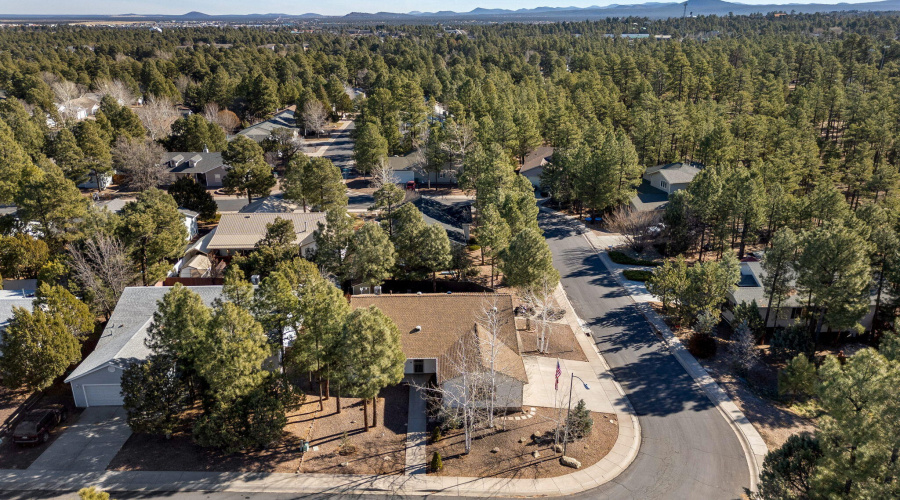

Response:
(11, 406), (67, 445)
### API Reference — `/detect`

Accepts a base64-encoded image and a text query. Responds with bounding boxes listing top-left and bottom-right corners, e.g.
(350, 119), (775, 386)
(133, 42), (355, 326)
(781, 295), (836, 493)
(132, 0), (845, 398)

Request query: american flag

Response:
(555, 359), (562, 391)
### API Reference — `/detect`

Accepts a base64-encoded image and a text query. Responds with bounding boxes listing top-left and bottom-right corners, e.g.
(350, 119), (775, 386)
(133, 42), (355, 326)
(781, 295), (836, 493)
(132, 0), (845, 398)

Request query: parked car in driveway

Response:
(11, 406), (67, 445)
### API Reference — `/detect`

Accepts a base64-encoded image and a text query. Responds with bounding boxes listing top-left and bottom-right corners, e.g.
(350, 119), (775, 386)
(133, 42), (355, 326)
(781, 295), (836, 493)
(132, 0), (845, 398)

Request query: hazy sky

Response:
(0, 0), (882, 17)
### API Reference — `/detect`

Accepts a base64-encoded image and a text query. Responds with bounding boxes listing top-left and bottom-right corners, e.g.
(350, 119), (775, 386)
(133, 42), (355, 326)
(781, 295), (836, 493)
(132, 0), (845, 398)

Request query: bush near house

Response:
(608, 251), (660, 267)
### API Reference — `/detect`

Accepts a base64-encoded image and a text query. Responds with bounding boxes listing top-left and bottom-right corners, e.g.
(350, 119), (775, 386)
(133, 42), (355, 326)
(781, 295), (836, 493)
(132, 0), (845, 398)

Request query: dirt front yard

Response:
(0, 381), (82, 469)
(427, 407), (617, 479)
(109, 384), (409, 474)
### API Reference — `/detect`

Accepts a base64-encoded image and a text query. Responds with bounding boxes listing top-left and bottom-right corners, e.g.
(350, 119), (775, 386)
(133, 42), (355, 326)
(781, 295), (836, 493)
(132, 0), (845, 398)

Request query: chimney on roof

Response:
(202, 144), (209, 153)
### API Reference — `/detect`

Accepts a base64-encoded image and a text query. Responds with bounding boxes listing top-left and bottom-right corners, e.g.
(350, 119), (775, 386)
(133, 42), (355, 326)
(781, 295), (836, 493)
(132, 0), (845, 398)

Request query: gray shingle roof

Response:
(162, 152), (228, 175)
(237, 109), (298, 141)
(644, 162), (703, 185)
(65, 286), (224, 382)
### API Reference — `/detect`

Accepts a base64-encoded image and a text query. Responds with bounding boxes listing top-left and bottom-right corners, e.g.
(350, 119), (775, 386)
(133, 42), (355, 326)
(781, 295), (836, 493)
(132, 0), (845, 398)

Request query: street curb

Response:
(541, 206), (766, 493)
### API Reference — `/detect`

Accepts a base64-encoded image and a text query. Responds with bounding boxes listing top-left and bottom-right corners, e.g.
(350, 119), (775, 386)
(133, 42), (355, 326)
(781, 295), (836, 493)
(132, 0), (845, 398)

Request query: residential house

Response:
(349, 293), (527, 410)
(206, 212), (327, 257)
(57, 93), (101, 122)
(642, 161), (703, 195)
(631, 161), (703, 212)
(520, 146), (554, 191)
(77, 171), (114, 191)
(388, 152), (455, 186)
(237, 107), (299, 143)
(162, 151), (230, 188)
(723, 257), (876, 332)
(97, 198), (199, 241)
(65, 286), (224, 407)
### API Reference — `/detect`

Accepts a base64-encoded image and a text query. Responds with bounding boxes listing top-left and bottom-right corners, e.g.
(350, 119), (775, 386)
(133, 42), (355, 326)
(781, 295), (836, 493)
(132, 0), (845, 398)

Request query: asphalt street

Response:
(540, 209), (751, 500)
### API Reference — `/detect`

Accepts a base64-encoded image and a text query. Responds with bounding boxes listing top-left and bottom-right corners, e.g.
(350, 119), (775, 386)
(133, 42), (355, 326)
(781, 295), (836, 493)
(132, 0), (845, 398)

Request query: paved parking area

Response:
(28, 407), (131, 472)
(522, 356), (616, 413)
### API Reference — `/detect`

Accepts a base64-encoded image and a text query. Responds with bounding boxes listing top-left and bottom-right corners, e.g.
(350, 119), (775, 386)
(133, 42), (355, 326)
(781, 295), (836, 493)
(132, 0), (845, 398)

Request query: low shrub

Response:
(431, 426), (442, 443)
(608, 250), (660, 267)
(623, 269), (653, 282)
(467, 244), (481, 252)
(430, 451), (443, 472)
(688, 333), (718, 359)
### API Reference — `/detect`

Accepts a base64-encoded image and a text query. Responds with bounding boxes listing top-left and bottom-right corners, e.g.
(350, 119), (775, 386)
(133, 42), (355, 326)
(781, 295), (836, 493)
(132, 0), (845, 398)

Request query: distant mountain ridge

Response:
(3, 0), (900, 23)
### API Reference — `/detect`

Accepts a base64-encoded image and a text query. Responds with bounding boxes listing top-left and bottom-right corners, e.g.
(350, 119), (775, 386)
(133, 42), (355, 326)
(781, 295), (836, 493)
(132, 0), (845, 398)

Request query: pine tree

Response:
(0, 307), (80, 391)
(332, 305), (405, 430)
(348, 222), (395, 287)
(500, 228), (559, 290)
(118, 189), (189, 285)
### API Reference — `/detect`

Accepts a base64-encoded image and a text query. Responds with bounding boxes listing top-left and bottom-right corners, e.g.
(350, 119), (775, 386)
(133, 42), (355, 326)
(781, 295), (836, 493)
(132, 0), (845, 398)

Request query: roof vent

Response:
(412, 325), (422, 333)
(416, 291), (422, 295)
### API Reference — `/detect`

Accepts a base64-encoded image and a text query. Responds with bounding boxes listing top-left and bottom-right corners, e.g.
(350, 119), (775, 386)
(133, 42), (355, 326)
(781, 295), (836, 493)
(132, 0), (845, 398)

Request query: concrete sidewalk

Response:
(552, 208), (768, 489)
(522, 356), (616, 413)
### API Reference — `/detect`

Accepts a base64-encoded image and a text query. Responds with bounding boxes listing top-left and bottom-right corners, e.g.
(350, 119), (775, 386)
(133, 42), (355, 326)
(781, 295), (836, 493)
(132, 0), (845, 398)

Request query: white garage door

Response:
(83, 384), (124, 406)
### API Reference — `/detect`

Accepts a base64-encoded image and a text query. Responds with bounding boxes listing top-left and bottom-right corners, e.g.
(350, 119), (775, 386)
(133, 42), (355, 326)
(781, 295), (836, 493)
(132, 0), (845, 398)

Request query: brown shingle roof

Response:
(348, 293), (525, 382)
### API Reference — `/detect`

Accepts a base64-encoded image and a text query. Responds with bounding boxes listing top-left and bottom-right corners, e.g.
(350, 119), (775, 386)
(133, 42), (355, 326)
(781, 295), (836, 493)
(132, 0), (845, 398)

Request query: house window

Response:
(413, 359), (424, 373)
(660, 180), (668, 189)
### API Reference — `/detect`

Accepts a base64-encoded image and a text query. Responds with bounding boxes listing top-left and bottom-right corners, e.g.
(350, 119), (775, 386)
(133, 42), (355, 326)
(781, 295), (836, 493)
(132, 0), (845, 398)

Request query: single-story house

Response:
(630, 161), (704, 212)
(641, 161), (703, 195)
(238, 107), (299, 143)
(520, 146), (554, 190)
(97, 199), (199, 241)
(388, 152), (455, 186)
(162, 151), (229, 188)
(349, 293), (527, 410)
(57, 94), (101, 122)
(723, 257), (876, 332)
(65, 286), (224, 407)
(78, 171), (114, 191)
(206, 212), (327, 257)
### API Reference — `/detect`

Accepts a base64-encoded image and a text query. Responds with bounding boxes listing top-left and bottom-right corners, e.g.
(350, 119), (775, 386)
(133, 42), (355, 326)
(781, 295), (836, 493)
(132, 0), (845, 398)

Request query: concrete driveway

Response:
(28, 407), (131, 471)
(522, 356), (615, 413)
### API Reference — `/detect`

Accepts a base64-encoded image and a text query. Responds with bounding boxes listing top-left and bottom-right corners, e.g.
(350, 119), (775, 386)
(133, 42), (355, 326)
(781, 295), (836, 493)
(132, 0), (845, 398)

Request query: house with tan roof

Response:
(349, 293), (526, 409)
(206, 212), (327, 257)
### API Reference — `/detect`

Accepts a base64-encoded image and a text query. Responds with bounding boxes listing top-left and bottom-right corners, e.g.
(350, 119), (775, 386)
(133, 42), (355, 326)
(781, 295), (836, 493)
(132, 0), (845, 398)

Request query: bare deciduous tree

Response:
(605, 205), (662, 253)
(95, 79), (135, 105)
(301, 100), (328, 137)
(174, 75), (195, 96)
(52, 80), (85, 119)
(440, 119), (476, 172)
(67, 234), (136, 318)
(370, 159), (401, 190)
(203, 103), (240, 134)
(477, 297), (511, 429)
(731, 321), (760, 375)
(521, 274), (562, 354)
(112, 137), (168, 191)
(137, 96), (179, 141)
